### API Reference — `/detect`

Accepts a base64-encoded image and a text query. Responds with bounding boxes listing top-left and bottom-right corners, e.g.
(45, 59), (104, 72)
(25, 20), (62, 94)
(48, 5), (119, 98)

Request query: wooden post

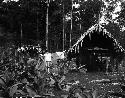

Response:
(106, 57), (109, 74)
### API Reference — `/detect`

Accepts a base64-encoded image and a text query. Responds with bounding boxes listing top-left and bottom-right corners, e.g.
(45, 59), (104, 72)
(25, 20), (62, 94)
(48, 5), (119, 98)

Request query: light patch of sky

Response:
(100, 0), (121, 24)
(100, 15), (109, 24)
(12, 0), (19, 1)
(103, 0), (109, 8)
(65, 13), (71, 21)
(3, 0), (8, 2)
(100, 15), (105, 23)
(121, 26), (125, 32)
(114, 2), (121, 13)
(112, 2), (121, 20)
(112, 14), (119, 20)
(65, 2), (80, 21)
(73, 2), (80, 9)
(3, 0), (19, 3)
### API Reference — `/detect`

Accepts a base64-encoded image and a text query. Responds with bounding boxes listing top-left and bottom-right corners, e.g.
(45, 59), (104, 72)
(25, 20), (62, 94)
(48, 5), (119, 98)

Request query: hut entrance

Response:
(79, 47), (112, 72)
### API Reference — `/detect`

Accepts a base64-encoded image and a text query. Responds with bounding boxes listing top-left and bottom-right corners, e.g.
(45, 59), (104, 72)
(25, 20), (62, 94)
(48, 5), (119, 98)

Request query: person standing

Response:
(44, 51), (52, 73)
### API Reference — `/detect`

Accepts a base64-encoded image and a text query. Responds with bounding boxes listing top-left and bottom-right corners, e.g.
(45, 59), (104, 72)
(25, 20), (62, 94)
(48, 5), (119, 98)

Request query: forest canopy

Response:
(0, 0), (125, 51)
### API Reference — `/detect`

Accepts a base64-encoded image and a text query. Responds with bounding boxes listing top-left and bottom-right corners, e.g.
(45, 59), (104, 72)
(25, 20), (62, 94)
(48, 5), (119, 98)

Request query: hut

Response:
(67, 24), (125, 72)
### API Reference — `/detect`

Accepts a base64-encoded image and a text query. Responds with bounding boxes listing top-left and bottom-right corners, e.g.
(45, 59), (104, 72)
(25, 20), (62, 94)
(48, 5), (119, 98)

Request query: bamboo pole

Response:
(70, 0), (73, 48)
(46, 0), (49, 51)
(37, 0), (39, 41)
(37, 11), (39, 40)
(62, 0), (65, 51)
(21, 23), (23, 46)
(78, 0), (81, 31)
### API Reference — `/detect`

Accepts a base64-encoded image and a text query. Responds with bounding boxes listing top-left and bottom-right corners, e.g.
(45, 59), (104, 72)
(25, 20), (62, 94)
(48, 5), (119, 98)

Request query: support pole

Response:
(46, 0), (49, 51)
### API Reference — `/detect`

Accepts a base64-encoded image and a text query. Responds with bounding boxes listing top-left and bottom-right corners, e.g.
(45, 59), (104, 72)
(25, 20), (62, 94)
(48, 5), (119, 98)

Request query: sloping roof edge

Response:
(68, 24), (125, 53)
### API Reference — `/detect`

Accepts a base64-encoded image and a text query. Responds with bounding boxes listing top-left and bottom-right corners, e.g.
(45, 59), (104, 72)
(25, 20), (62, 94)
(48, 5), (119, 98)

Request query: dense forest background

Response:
(0, 0), (125, 52)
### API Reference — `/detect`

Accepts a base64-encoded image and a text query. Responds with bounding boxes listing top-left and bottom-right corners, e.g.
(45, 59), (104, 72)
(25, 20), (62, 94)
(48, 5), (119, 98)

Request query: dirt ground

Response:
(53, 71), (123, 97)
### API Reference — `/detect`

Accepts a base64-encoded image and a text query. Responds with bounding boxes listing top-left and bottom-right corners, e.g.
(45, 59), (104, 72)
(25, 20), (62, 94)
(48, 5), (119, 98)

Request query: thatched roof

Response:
(68, 24), (125, 54)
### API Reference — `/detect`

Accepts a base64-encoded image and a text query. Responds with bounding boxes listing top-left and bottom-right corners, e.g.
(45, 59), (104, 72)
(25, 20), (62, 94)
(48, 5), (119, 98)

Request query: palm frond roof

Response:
(68, 24), (125, 53)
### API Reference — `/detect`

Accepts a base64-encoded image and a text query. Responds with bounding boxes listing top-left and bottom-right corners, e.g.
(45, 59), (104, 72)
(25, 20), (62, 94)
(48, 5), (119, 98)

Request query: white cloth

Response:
(56, 52), (65, 59)
(44, 52), (52, 62)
